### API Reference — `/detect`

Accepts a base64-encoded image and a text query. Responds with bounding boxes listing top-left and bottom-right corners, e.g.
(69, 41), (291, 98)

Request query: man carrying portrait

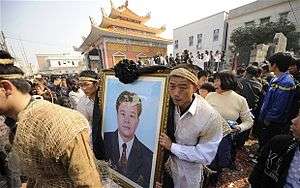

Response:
(159, 67), (223, 188)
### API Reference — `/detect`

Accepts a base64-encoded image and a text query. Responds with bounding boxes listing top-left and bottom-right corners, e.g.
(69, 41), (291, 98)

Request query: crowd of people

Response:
(141, 49), (226, 73)
(0, 48), (300, 188)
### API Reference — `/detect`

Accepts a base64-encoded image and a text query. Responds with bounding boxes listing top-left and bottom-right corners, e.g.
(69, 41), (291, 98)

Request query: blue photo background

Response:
(103, 76), (164, 152)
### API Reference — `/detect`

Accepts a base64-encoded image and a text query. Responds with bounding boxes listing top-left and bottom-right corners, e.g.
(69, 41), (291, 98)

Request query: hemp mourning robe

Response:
(12, 100), (102, 187)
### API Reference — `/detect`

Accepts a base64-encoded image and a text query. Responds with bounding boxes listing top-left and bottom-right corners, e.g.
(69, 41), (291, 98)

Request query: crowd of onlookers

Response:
(1, 48), (300, 187)
(190, 53), (300, 187)
(140, 49), (226, 73)
(27, 74), (84, 109)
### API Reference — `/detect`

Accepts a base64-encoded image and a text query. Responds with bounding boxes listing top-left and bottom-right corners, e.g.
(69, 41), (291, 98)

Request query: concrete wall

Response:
(173, 11), (228, 56)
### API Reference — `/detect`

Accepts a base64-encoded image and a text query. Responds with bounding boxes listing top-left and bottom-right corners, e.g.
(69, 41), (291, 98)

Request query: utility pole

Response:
(0, 31), (9, 51)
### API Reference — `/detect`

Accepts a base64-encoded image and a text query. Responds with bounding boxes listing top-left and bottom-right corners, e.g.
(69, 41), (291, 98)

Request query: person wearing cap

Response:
(158, 67), (223, 188)
(76, 70), (106, 160)
(77, 70), (99, 125)
(0, 50), (102, 187)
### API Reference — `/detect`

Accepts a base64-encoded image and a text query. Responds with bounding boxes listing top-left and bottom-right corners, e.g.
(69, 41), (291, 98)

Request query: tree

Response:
(230, 19), (299, 66)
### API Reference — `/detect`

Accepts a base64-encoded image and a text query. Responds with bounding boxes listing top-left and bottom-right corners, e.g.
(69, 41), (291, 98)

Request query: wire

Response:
(5, 35), (69, 48)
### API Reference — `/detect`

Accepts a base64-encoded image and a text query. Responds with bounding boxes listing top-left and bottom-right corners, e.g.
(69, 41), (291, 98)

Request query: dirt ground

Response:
(217, 139), (259, 188)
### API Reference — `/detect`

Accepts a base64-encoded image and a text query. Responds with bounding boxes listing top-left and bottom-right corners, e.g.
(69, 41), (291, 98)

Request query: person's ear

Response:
(94, 81), (99, 88)
(0, 80), (14, 96)
(192, 84), (198, 93)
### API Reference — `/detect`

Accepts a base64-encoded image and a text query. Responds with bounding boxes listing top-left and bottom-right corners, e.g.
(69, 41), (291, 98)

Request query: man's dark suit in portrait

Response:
(104, 131), (153, 187)
(104, 91), (153, 187)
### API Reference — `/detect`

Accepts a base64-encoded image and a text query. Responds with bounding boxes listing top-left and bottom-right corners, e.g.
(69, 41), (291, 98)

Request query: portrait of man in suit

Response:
(104, 90), (153, 187)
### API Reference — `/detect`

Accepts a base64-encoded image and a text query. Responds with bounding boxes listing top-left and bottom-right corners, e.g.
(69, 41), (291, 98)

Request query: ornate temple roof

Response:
(78, 24), (171, 52)
(77, 0), (171, 52)
(100, 16), (165, 35)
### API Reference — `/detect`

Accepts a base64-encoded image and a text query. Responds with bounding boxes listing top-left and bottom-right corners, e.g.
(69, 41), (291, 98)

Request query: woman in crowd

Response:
(205, 72), (253, 185)
(198, 82), (215, 98)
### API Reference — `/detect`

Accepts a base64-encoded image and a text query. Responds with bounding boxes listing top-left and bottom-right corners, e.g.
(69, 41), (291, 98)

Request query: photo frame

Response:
(98, 70), (170, 188)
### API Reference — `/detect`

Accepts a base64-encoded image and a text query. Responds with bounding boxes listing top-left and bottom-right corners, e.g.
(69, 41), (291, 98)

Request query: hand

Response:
(159, 133), (172, 150)
(155, 182), (162, 188)
(232, 126), (241, 133)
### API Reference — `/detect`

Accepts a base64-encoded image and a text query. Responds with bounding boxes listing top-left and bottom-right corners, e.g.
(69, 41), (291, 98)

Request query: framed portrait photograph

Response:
(98, 70), (170, 188)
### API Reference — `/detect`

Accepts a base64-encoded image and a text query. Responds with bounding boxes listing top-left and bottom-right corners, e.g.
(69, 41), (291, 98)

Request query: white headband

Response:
(0, 59), (14, 65)
(0, 74), (24, 79)
(79, 77), (98, 82)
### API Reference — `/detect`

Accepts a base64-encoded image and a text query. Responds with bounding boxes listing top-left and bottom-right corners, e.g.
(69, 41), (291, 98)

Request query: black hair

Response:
(213, 72), (237, 91)
(251, 62), (259, 66)
(50, 75), (61, 83)
(246, 65), (259, 76)
(198, 70), (208, 79)
(79, 70), (99, 81)
(0, 50), (31, 93)
(261, 61), (270, 72)
(289, 58), (300, 70)
(236, 67), (246, 75)
(200, 82), (215, 92)
(268, 52), (294, 72)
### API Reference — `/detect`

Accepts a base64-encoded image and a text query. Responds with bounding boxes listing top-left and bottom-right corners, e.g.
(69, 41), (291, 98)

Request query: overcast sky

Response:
(1, 0), (256, 67)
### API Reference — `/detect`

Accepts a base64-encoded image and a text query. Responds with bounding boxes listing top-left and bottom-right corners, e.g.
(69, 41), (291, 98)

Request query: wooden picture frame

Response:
(98, 70), (170, 188)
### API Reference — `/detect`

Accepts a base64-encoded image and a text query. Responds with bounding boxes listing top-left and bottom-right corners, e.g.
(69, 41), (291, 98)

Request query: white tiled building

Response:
(226, 0), (300, 50)
(173, 11), (228, 56)
(36, 53), (86, 75)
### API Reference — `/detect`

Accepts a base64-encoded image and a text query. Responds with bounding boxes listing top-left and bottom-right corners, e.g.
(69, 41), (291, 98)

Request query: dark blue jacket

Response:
(260, 72), (296, 124)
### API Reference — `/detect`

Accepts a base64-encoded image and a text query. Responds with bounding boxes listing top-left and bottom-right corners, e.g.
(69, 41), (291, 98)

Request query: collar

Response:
(176, 94), (198, 116)
(272, 72), (289, 82)
(188, 95), (198, 116)
(117, 131), (135, 159)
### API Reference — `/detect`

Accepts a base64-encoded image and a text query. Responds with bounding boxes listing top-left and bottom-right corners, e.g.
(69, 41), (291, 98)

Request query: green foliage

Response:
(230, 19), (298, 52)
(230, 19), (299, 66)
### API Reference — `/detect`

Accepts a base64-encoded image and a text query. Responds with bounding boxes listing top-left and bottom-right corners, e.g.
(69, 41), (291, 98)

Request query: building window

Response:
(58, 61), (61, 66)
(260, 17), (270, 25)
(197, 34), (202, 49)
(189, 36), (194, 46)
(174, 40), (178, 49)
(245, 21), (255, 27)
(213, 29), (219, 42)
(279, 11), (289, 21)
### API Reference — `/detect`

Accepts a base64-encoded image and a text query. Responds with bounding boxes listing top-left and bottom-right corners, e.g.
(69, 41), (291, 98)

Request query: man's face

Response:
(0, 81), (12, 117)
(0, 88), (8, 116)
(288, 65), (298, 75)
(117, 102), (139, 141)
(270, 63), (276, 73)
(198, 76), (208, 88)
(53, 78), (61, 86)
(79, 81), (97, 97)
(199, 89), (209, 98)
(168, 76), (196, 109)
(214, 78), (222, 93)
(35, 84), (45, 95)
(291, 113), (300, 139)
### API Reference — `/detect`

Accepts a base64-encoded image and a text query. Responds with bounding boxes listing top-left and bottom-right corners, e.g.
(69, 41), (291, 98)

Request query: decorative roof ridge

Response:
(100, 16), (165, 34)
(108, 0), (150, 23)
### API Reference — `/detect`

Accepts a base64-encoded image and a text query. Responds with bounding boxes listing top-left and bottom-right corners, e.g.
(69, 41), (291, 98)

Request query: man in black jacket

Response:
(249, 111), (300, 188)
